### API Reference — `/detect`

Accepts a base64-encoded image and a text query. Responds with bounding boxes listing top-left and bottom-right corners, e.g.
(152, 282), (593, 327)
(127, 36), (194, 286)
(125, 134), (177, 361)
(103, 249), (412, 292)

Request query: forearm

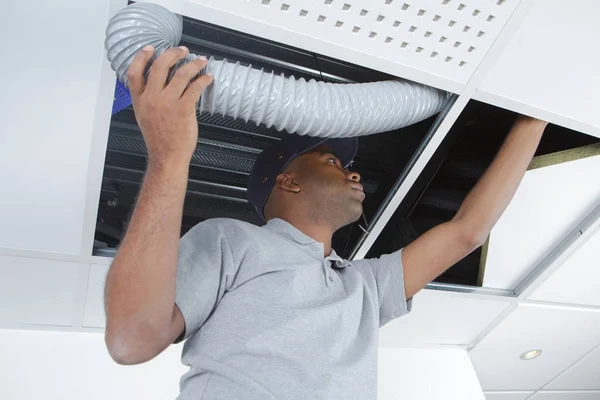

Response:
(104, 160), (188, 351)
(455, 117), (547, 242)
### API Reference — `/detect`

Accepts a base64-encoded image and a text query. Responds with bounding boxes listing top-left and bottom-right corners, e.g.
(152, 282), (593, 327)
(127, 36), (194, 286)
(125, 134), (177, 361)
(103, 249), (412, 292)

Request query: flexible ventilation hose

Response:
(105, 2), (449, 137)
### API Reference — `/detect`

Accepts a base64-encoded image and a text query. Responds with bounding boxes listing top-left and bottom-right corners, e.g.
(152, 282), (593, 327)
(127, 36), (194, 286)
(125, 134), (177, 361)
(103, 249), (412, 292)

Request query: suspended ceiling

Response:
(1, 0), (600, 399)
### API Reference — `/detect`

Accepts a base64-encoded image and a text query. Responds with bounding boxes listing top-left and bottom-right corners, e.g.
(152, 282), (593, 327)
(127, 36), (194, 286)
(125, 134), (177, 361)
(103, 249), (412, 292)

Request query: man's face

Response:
(283, 145), (365, 227)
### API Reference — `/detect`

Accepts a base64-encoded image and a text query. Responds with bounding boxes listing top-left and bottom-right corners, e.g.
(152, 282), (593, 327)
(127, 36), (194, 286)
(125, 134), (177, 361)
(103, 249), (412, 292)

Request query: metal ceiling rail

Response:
(465, 202), (600, 353)
(425, 282), (515, 298)
(349, 95), (458, 260)
(515, 202), (600, 299)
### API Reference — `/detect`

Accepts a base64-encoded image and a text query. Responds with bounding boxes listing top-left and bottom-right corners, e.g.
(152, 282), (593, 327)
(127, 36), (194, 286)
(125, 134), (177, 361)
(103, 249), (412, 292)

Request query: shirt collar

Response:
(263, 218), (351, 268)
(264, 218), (315, 245)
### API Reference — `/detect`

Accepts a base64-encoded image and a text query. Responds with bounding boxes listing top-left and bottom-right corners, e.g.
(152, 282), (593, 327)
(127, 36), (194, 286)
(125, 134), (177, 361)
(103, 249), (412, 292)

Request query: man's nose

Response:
(347, 170), (361, 182)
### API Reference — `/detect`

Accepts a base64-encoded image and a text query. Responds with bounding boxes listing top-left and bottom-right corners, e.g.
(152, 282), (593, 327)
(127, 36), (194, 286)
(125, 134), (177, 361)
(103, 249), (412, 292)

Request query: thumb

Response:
(182, 74), (214, 107)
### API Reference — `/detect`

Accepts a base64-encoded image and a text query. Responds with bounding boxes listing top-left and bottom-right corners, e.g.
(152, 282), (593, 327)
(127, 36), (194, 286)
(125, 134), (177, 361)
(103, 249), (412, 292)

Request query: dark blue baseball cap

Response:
(247, 135), (359, 222)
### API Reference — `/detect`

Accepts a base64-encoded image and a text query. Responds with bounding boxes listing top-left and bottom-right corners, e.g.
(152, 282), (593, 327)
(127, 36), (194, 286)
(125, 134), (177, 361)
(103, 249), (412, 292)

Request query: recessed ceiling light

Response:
(520, 349), (542, 360)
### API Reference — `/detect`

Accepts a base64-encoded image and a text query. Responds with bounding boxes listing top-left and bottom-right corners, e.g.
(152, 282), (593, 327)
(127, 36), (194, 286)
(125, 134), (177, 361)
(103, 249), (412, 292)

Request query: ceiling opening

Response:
(94, 11), (599, 288)
(94, 14), (439, 257)
(366, 100), (600, 286)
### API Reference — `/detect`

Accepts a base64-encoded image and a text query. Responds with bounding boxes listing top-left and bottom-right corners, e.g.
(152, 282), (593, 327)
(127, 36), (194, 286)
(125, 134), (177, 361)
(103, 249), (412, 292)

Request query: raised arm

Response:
(402, 116), (548, 299)
(104, 45), (213, 365)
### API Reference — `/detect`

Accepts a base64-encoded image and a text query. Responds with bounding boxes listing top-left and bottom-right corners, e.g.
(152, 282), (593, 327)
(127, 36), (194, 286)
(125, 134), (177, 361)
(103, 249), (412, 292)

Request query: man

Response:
(104, 45), (548, 399)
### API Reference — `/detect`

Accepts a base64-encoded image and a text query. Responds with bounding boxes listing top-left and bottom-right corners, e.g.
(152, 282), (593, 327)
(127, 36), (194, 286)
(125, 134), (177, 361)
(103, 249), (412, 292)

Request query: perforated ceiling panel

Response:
(173, 0), (521, 90)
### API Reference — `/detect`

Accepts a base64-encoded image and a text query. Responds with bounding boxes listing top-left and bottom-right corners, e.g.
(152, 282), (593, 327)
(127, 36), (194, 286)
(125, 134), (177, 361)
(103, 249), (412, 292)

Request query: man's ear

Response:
(275, 173), (301, 193)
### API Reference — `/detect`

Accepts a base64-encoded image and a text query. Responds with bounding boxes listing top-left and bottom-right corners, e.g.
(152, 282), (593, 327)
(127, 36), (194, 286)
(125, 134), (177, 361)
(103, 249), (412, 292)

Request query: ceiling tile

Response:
(469, 303), (600, 391)
(544, 344), (600, 390)
(379, 348), (485, 400)
(477, 0), (600, 138)
(484, 392), (534, 400)
(166, 0), (520, 91)
(528, 391), (600, 400)
(528, 228), (600, 307)
(0, 329), (186, 400)
(0, 255), (79, 326)
(482, 155), (600, 290)
(379, 289), (510, 346)
(83, 263), (110, 328)
(0, 0), (112, 255)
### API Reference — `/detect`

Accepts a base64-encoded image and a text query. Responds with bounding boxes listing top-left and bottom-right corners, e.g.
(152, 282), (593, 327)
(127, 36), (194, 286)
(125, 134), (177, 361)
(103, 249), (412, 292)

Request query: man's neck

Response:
(279, 215), (334, 257)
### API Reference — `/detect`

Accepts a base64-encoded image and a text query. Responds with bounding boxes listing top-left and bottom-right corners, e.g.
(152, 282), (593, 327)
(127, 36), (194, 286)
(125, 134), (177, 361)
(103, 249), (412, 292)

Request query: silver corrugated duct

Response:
(105, 2), (449, 137)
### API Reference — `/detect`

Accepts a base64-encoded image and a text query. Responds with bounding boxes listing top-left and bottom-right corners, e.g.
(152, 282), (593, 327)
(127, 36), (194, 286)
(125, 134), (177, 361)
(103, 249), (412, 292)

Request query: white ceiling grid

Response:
(528, 393), (600, 400)
(83, 263), (110, 328)
(544, 344), (600, 391)
(474, 154), (600, 399)
(483, 392), (534, 400)
(528, 226), (600, 307)
(379, 289), (511, 347)
(470, 303), (600, 391)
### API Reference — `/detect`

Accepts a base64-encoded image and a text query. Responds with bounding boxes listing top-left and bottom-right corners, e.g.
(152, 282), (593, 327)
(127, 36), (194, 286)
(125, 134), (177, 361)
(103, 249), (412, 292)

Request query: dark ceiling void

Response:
(366, 100), (600, 287)
(94, 15), (438, 258)
(95, 12), (600, 288)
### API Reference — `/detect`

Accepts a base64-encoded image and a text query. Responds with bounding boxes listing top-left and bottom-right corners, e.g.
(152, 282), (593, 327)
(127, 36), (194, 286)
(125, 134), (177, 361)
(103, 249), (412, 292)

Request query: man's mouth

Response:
(350, 183), (364, 192)
(350, 183), (366, 200)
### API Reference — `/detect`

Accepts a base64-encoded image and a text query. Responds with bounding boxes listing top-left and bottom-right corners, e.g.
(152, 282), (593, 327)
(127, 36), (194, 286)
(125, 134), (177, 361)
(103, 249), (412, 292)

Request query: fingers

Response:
(182, 73), (214, 106)
(129, 45), (213, 107)
(146, 46), (190, 92)
(126, 45), (155, 98)
(167, 56), (209, 97)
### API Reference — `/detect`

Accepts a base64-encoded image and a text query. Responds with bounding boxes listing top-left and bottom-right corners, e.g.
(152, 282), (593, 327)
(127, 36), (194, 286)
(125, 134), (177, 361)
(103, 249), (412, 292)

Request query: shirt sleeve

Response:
(356, 249), (412, 327)
(174, 220), (237, 342)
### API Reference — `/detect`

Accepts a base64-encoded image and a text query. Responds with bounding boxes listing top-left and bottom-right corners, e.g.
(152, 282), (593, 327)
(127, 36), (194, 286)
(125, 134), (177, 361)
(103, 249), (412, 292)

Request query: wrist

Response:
(516, 116), (548, 131)
(147, 155), (191, 179)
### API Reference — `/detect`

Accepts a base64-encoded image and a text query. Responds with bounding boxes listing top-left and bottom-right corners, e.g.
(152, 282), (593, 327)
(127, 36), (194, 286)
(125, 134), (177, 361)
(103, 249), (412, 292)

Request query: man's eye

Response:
(328, 158), (337, 164)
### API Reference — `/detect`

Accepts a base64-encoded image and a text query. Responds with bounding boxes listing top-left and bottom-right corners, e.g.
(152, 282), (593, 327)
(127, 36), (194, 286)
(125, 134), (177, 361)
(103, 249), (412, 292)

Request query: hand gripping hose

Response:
(105, 2), (450, 137)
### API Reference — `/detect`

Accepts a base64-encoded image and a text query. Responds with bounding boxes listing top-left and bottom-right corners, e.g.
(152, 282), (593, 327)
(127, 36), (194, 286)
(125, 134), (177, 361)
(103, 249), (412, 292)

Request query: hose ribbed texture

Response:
(105, 2), (449, 137)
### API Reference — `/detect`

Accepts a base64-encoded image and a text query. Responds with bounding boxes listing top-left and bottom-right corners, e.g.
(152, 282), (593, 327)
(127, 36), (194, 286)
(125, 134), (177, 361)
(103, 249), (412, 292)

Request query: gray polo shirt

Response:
(175, 217), (411, 400)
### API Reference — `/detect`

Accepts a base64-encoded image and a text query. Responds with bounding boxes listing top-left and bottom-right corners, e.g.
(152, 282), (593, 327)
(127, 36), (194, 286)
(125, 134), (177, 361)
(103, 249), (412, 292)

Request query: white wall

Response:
(0, 329), (484, 400)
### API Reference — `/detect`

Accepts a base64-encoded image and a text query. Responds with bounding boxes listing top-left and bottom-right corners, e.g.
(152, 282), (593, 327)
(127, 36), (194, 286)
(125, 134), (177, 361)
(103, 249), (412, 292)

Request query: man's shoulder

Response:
(204, 217), (259, 229)
(180, 219), (262, 255)
(187, 218), (261, 238)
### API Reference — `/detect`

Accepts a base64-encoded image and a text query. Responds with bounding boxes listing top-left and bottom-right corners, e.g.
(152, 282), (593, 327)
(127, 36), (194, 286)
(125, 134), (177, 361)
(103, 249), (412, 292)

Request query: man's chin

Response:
(341, 203), (364, 226)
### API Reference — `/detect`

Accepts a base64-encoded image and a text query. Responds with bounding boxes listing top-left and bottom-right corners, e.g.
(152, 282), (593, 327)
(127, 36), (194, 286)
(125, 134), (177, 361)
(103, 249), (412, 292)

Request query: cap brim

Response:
(297, 137), (358, 168)
(321, 137), (359, 168)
